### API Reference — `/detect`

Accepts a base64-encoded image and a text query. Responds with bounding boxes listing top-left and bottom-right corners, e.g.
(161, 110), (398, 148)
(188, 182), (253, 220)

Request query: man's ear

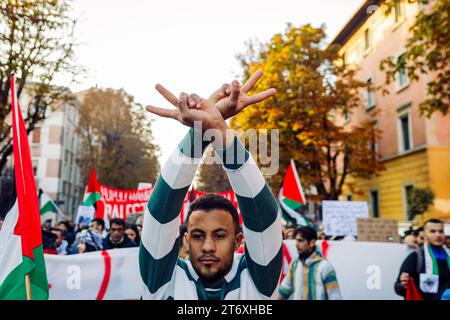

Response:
(234, 232), (244, 250)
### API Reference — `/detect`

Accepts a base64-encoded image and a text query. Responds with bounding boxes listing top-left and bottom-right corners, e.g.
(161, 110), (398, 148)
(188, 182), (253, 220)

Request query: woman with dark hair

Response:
(125, 224), (141, 246)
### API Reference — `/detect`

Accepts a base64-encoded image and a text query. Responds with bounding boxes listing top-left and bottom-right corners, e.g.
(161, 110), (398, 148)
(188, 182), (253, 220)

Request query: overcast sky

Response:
(70, 0), (363, 166)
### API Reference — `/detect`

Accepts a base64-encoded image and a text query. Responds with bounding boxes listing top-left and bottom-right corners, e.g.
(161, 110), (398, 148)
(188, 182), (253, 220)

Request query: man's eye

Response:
(192, 234), (203, 239)
(215, 234), (225, 239)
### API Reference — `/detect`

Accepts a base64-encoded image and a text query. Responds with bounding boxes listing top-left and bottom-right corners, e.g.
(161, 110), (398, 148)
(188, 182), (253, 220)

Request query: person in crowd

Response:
(125, 224), (141, 246)
(74, 229), (103, 254)
(42, 228), (57, 255)
(414, 226), (425, 247)
(403, 233), (419, 253)
(395, 219), (449, 300)
(102, 218), (137, 249)
(283, 226), (296, 240)
(57, 220), (75, 246)
(52, 228), (69, 255)
(279, 226), (342, 300)
(445, 235), (450, 250)
(136, 224), (143, 238)
(139, 71), (282, 300)
(0, 216), (3, 231)
(90, 218), (107, 238)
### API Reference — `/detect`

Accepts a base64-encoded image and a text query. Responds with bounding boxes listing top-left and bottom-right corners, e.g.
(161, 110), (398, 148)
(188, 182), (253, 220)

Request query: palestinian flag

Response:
(38, 189), (59, 227)
(278, 159), (311, 227)
(0, 74), (48, 300)
(82, 168), (107, 225)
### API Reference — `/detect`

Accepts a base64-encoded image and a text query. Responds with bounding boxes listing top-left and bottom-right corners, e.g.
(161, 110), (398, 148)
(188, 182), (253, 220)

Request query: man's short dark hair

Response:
(423, 219), (444, 229)
(293, 226), (317, 242)
(109, 218), (126, 229)
(186, 194), (241, 234)
(57, 221), (70, 230)
(92, 218), (105, 230)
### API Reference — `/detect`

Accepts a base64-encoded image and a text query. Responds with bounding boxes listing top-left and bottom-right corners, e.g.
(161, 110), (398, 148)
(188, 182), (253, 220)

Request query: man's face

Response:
(424, 222), (445, 247)
(295, 233), (315, 255)
(186, 209), (242, 283)
(109, 223), (124, 242)
(57, 223), (68, 233)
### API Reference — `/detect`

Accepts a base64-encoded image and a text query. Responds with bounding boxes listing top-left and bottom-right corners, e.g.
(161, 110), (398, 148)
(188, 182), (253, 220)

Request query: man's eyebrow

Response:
(189, 228), (205, 234)
(212, 228), (229, 233)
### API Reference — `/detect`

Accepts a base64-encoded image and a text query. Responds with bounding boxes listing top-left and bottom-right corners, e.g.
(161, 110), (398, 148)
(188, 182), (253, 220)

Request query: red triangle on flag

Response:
(281, 160), (306, 205)
(11, 74), (43, 261)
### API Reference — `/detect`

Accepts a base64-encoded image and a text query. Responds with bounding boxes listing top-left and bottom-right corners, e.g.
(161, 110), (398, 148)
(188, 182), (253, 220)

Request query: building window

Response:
(364, 28), (371, 51)
(404, 185), (414, 220)
(370, 190), (380, 218)
(399, 113), (412, 152)
(32, 127), (41, 144)
(396, 52), (409, 90)
(394, 1), (402, 23)
(365, 77), (376, 109)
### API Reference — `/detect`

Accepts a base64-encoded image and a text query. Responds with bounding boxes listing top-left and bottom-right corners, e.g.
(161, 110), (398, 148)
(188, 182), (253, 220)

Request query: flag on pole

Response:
(82, 168), (107, 226)
(278, 159), (311, 227)
(0, 74), (49, 300)
(38, 188), (63, 227)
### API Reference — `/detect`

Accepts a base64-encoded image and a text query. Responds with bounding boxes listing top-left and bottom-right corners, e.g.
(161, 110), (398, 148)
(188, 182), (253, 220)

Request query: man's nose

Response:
(201, 236), (215, 252)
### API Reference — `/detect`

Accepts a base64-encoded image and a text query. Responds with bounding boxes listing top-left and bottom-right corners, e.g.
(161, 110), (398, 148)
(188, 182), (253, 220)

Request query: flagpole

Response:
(25, 274), (32, 300)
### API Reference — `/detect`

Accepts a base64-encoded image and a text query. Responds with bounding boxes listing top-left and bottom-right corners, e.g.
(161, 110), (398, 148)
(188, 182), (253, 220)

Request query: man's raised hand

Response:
(210, 70), (276, 120)
(145, 70), (276, 124)
(146, 89), (226, 131)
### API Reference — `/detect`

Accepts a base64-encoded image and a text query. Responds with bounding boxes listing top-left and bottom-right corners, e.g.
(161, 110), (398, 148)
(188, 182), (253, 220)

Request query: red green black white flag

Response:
(0, 74), (49, 299)
(278, 159), (311, 227)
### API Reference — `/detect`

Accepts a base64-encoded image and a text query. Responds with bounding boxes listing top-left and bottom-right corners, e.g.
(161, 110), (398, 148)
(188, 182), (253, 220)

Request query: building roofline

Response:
(330, 0), (384, 47)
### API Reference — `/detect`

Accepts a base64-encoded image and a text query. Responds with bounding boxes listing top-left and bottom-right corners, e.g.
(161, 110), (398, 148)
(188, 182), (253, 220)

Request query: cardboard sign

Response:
(322, 201), (369, 236)
(357, 218), (400, 243)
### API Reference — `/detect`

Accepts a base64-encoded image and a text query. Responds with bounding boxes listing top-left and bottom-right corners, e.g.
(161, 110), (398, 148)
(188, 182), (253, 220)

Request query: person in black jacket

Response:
(102, 218), (137, 249)
(395, 219), (450, 300)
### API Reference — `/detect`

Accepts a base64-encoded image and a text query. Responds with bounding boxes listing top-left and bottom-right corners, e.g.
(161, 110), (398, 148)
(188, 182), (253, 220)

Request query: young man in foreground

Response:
(139, 71), (283, 299)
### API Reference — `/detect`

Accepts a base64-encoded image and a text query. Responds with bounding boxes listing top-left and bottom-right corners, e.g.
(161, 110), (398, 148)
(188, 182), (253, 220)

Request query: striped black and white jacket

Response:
(139, 128), (283, 300)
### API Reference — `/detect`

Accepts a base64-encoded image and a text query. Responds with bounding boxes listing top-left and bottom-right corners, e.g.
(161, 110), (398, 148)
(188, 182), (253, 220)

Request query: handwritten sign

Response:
(322, 201), (369, 236)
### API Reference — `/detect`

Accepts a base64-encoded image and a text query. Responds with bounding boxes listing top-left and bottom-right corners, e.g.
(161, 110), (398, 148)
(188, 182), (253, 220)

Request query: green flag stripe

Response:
(0, 245), (48, 300)
(282, 198), (303, 210)
(83, 192), (102, 207)
(40, 201), (56, 215)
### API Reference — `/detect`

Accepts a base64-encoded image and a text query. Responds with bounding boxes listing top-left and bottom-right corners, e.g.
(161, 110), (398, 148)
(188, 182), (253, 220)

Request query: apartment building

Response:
(331, 0), (450, 223)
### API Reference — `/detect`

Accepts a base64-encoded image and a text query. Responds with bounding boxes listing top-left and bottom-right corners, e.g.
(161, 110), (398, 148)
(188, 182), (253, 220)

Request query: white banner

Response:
(45, 241), (408, 300)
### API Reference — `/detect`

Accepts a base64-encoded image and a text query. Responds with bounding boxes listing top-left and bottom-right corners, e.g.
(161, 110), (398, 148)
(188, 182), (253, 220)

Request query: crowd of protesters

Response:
(41, 217), (141, 255)
(29, 211), (449, 300)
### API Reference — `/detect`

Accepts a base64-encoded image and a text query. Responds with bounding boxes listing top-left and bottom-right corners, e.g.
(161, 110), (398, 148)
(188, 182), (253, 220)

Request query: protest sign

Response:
(322, 201), (369, 236)
(357, 218), (400, 243)
(76, 205), (95, 227)
(100, 185), (153, 221)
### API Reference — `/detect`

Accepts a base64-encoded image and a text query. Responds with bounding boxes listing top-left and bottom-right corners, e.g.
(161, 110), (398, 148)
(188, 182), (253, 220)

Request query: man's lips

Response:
(200, 257), (219, 265)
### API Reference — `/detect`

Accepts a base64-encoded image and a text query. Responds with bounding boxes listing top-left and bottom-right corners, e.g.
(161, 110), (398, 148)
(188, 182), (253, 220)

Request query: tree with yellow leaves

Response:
(232, 24), (384, 200)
